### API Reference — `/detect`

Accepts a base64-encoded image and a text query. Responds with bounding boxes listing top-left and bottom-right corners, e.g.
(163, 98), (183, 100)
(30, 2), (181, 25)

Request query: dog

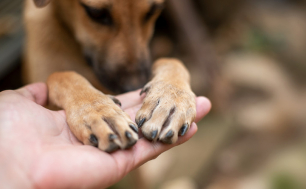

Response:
(23, 0), (196, 152)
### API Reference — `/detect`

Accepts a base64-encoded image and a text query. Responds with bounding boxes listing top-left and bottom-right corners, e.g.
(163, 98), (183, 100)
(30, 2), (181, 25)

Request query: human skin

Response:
(0, 83), (211, 189)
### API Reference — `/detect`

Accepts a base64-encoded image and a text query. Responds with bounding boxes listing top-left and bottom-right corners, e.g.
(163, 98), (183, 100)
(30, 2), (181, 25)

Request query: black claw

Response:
(165, 130), (174, 138)
(89, 134), (98, 147)
(140, 89), (145, 96)
(105, 142), (120, 153)
(140, 87), (149, 96)
(151, 130), (158, 140)
(160, 130), (174, 144)
(125, 139), (137, 149)
(137, 118), (146, 128)
(129, 124), (139, 133)
(125, 131), (132, 139)
(112, 97), (122, 107)
(109, 134), (118, 141)
(179, 124), (189, 136)
(161, 130), (174, 144)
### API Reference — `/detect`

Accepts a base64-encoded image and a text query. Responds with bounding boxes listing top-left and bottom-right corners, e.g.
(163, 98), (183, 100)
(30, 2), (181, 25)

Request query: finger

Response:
(15, 82), (48, 106)
(124, 104), (142, 123)
(110, 122), (198, 176)
(116, 89), (144, 110)
(195, 96), (211, 123)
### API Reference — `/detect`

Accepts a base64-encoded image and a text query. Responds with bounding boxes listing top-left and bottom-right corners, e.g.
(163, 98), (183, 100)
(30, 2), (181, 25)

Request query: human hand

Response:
(0, 83), (211, 189)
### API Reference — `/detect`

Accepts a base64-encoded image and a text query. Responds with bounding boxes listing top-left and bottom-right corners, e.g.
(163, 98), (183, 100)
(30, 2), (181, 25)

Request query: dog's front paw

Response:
(136, 80), (196, 144)
(66, 94), (138, 152)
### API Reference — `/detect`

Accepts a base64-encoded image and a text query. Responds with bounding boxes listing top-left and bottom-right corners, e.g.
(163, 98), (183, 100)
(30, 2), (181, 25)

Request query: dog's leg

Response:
(136, 58), (196, 144)
(47, 71), (138, 152)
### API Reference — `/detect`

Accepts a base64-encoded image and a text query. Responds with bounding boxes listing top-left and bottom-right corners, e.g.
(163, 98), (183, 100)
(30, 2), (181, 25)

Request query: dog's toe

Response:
(124, 131), (138, 149)
(67, 94), (139, 152)
(101, 116), (139, 150)
(142, 129), (158, 141)
(160, 130), (174, 144)
(105, 141), (120, 153)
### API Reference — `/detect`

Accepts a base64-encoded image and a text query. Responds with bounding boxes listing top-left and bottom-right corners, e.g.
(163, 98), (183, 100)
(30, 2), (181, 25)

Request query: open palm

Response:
(0, 83), (211, 189)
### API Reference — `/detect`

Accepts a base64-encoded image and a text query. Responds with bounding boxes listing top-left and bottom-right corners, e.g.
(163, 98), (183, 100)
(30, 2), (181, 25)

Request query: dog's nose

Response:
(96, 69), (150, 93)
(119, 83), (144, 93)
(120, 74), (148, 92)
(93, 60), (151, 93)
(112, 64), (151, 93)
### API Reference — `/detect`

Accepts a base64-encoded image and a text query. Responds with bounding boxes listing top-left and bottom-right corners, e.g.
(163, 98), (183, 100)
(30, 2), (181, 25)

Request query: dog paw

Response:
(66, 93), (138, 152)
(135, 80), (196, 144)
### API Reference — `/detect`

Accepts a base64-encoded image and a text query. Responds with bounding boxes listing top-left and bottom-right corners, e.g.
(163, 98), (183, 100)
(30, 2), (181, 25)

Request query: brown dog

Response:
(23, 0), (196, 152)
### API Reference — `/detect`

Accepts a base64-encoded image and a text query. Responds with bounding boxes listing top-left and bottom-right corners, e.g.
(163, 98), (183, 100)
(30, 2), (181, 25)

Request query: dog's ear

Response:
(33, 0), (52, 8)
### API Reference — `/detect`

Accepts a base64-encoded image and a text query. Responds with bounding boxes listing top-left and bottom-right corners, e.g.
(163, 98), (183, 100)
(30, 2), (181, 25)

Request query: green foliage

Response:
(246, 28), (286, 52)
(271, 173), (301, 189)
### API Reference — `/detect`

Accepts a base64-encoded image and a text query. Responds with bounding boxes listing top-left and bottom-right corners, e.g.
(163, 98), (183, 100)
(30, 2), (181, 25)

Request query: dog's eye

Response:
(82, 4), (113, 26)
(144, 3), (164, 23)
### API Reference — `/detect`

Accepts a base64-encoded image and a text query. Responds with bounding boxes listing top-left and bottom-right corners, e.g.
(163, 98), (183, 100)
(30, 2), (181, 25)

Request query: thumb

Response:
(15, 82), (48, 106)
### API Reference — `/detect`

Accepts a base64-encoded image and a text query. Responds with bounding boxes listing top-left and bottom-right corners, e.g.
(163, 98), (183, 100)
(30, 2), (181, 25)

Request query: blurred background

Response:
(1, 0), (306, 188)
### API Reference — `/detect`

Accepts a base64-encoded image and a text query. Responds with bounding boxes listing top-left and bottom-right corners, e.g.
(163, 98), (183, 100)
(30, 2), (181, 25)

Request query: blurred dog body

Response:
(23, 0), (166, 93)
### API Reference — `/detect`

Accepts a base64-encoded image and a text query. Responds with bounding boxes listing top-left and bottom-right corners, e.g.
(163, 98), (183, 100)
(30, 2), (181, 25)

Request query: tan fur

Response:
(47, 72), (138, 151)
(24, 0), (196, 151)
(136, 58), (196, 143)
